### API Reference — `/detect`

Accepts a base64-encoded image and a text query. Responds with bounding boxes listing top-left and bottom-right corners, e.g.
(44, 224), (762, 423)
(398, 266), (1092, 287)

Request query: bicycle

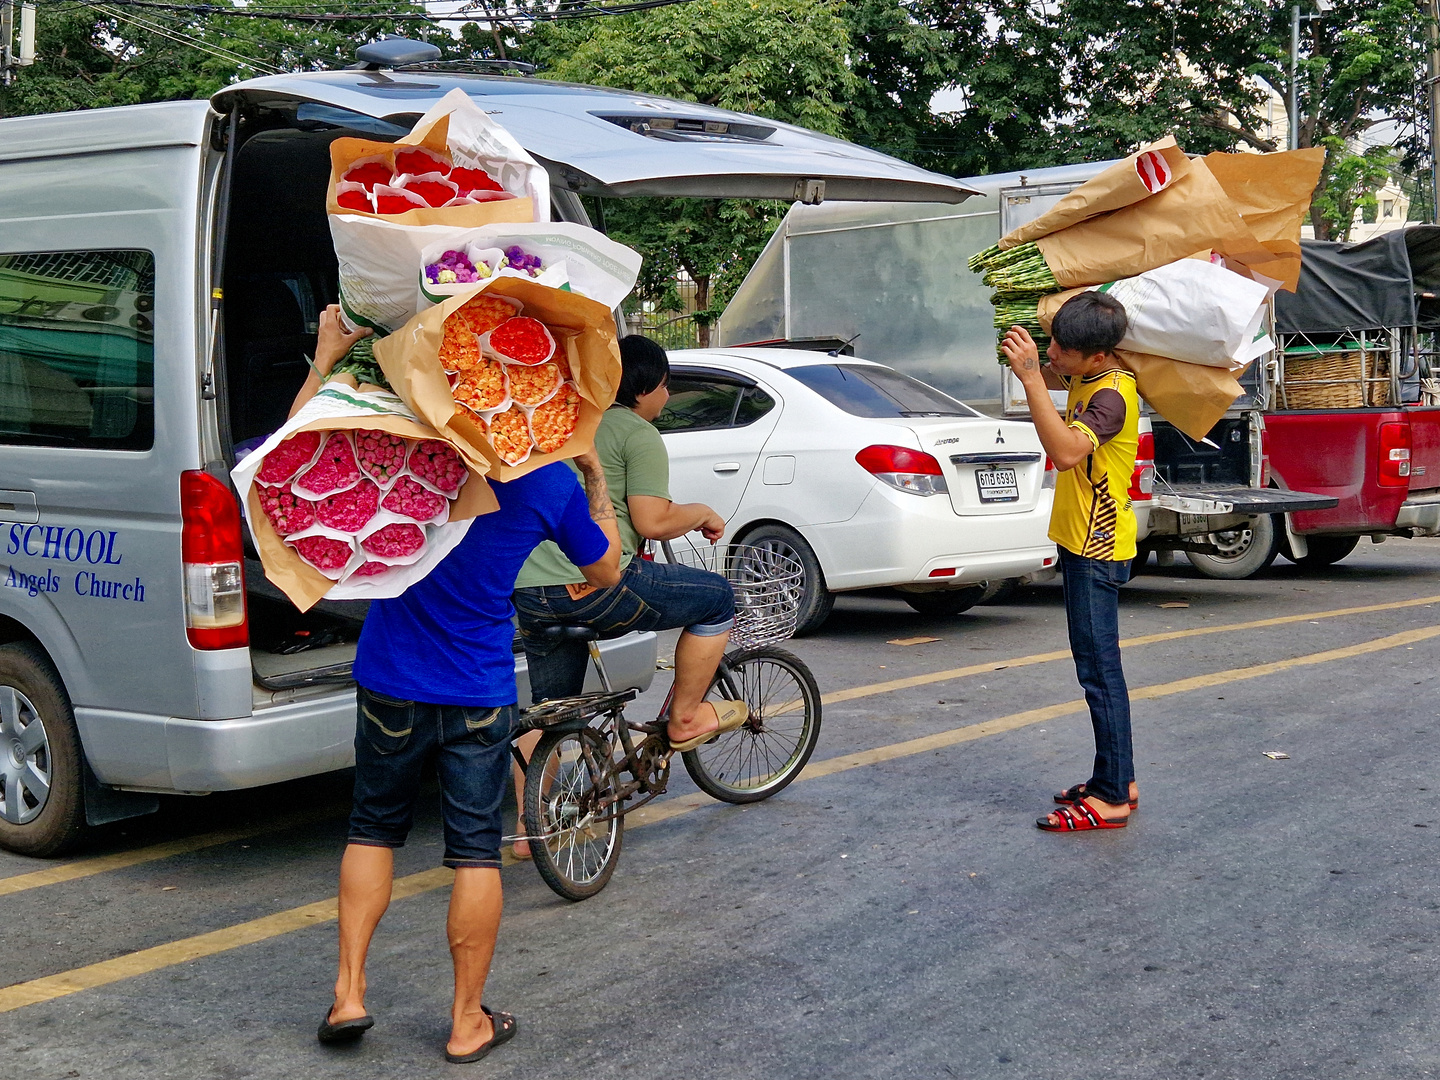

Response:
(508, 542), (823, 901)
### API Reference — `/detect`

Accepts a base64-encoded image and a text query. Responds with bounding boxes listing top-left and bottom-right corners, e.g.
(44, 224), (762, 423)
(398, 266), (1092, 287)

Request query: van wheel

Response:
(0, 643), (86, 857)
(901, 585), (987, 616)
(1185, 514), (1281, 580)
(738, 525), (834, 636)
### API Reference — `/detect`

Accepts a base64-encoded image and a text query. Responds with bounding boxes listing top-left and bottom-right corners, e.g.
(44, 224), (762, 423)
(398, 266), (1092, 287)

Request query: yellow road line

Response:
(7, 591), (1433, 899)
(822, 592), (1440, 706)
(0, 808), (341, 898)
(2, 622), (1434, 1015)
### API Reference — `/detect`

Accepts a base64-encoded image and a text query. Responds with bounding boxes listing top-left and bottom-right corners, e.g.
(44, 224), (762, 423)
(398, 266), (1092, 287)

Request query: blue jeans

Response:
(514, 558), (735, 704)
(347, 686), (517, 869)
(1059, 547), (1133, 806)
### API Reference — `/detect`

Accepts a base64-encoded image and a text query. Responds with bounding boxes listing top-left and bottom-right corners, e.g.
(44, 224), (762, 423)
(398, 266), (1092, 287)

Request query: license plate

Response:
(975, 468), (1019, 503)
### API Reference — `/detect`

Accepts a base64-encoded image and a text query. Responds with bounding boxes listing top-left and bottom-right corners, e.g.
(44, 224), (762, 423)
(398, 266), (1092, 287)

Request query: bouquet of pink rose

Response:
(233, 381), (497, 612)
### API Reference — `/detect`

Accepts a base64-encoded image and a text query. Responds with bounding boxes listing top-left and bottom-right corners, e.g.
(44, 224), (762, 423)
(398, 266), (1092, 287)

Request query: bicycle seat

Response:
(539, 624), (601, 643)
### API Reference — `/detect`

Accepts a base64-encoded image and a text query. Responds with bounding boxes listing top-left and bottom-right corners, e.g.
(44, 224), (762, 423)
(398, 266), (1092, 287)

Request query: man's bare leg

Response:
(331, 843), (394, 1023)
(446, 867), (504, 1058)
(665, 629), (730, 743)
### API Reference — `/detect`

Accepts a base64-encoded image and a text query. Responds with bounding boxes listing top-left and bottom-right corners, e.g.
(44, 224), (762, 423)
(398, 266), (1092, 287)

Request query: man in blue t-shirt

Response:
(302, 307), (621, 1064)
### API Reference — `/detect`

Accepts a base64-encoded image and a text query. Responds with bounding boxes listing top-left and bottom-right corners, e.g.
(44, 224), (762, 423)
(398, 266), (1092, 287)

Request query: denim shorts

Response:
(514, 557), (736, 703)
(347, 686), (517, 869)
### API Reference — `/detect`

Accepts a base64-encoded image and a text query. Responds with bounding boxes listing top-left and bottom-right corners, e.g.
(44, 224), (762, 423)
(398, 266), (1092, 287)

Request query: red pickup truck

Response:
(1261, 227), (1440, 569)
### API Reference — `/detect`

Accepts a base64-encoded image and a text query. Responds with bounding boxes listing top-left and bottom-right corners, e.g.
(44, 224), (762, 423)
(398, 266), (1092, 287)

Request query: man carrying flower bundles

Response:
(299, 310), (624, 1064)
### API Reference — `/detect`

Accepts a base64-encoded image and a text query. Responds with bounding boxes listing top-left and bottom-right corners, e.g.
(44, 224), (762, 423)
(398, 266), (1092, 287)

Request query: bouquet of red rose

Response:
(328, 88), (550, 334)
(232, 380), (498, 611)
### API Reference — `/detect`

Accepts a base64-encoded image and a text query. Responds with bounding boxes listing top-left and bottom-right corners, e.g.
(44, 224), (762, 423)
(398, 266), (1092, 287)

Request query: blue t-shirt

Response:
(354, 463), (609, 706)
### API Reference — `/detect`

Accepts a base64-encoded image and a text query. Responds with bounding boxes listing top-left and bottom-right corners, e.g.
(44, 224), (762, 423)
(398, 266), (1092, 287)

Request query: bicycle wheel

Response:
(682, 646), (822, 804)
(524, 726), (623, 901)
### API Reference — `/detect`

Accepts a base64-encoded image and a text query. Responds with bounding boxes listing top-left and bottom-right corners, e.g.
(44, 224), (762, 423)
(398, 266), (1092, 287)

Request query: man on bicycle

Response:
(513, 336), (745, 756)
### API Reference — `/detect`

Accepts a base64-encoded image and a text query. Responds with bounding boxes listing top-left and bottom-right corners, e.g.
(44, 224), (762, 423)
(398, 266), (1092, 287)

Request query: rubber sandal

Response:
(1037, 801), (1129, 832)
(445, 1005), (517, 1064)
(510, 815), (532, 861)
(668, 700), (748, 753)
(318, 1008), (374, 1044)
(1054, 783), (1139, 810)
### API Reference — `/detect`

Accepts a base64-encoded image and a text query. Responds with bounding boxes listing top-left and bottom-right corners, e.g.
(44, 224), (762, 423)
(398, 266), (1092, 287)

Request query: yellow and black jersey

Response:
(1048, 368), (1140, 562)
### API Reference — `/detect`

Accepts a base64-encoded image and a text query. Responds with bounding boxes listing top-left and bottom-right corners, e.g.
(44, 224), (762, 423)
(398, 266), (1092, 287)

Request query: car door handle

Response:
(713, 462), (741, 474)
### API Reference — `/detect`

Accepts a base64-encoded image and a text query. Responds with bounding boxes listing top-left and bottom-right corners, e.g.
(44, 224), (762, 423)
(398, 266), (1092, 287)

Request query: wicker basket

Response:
(1281, 347), (1391, 408)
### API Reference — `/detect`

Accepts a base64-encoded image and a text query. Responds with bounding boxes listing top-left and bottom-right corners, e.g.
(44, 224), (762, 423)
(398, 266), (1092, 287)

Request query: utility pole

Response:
(1288, 0), (1334, 152)
(1, 0), (36, 88)
(1429, 0), (1440, 222)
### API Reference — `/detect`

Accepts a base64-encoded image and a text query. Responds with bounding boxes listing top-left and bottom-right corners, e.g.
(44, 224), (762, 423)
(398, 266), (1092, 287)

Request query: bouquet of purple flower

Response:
(503, 245), (544, 276)
(424, 249), (489, 285)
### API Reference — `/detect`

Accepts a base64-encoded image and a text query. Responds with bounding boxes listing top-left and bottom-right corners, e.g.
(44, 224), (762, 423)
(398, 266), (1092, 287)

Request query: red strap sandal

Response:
(1037, 801), (1129, 831)
(1054, 783), (1139, 810)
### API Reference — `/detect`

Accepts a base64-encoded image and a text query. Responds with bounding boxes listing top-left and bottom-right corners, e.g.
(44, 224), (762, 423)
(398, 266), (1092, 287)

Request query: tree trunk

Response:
(694, 274), (711, 348)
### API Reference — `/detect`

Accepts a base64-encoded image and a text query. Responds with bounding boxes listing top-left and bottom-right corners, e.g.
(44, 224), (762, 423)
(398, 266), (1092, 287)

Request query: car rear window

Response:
(0, 249), (155, 451)
(785, 364), (977, 418)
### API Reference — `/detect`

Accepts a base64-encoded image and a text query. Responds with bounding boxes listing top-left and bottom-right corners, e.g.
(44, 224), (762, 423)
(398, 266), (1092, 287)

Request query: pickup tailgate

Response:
(1153, 485), (1338, 516)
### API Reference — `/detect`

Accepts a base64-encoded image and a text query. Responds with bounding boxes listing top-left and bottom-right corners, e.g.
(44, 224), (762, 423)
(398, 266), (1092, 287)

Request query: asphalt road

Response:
(4, 538), (1440, 1079)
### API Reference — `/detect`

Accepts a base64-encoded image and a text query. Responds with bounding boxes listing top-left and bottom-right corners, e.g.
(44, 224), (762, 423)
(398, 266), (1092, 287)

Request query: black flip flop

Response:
(445, 1005), (517, 1064)
(317, 1008), (374, 1044)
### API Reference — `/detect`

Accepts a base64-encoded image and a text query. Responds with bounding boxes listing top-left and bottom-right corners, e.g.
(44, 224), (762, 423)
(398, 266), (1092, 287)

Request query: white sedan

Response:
(657, 348), (1058, 633)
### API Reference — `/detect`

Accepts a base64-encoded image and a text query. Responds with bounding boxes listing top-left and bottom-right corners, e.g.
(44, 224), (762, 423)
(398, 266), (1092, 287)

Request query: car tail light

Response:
(181, 470), (248, 650)
(855, 445), (948, 496)
(1378, 422), (1412, 487)
(1042, 455), (1057, 490)
(1128, 431), (1155, 501)
(928, 567), (956, 577)
(1259, 423), (1271, 488)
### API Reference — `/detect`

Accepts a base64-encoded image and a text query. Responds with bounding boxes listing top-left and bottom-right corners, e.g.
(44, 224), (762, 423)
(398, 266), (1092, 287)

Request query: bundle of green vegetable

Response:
(990, 295), (1050, 363)
(967, 241), (1059, 293)
(329, 336), (392, 391)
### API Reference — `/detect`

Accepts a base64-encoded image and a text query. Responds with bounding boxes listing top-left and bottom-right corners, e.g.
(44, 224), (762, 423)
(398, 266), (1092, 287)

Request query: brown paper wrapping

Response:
(248, 407), (499, 613)
(1115, 350), (1242, 441)
(1033, 159), (1259, 288)
(1203, 147), (1326, 292)
(374, 278), (622, 482)
(1001, 135), (1192, 249)
(1036, 295), (1243, 441)
(327, 112), (535, 230)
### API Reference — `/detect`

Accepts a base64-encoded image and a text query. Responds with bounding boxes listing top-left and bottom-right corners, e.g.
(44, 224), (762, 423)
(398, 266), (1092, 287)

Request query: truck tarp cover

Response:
(1274, 226), (1440, 333)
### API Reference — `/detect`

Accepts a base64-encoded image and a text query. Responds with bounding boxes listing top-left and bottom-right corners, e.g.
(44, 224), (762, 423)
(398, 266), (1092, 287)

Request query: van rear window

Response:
(0, 250), (155, 451)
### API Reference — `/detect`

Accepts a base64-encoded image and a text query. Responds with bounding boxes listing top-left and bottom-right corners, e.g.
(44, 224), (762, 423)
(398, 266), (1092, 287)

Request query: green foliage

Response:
(0, 1), (451, 119)
(1310, 138), (1397, 238)
(523, 0), (857, 344)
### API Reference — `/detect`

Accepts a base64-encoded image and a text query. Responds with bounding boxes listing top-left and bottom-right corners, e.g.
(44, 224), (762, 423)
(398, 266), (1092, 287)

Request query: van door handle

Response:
(713, 462), (741, 474)
(0, 490), (38, 524)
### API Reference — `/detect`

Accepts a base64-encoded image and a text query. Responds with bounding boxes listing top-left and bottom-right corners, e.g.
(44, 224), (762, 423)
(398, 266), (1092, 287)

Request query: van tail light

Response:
(855, 445), (948, 496)
(1259, 424), (1271, 488)
(1378, 422), (1412, 487)
(1042, 455), (1057, 490)
(1128, 431), (1156, 501)
(181, 470), (248, 650)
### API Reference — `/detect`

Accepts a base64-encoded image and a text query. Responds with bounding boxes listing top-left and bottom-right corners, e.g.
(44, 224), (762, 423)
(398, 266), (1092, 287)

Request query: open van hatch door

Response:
(212, 72), (981, 204)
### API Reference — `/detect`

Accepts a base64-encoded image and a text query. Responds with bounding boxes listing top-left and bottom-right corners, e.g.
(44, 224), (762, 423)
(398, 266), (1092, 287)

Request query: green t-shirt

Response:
(514, 406), (671, 588)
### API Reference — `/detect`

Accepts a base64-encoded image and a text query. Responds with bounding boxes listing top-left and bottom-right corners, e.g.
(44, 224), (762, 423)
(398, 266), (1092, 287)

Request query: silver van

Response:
(0, 56), (978, 855)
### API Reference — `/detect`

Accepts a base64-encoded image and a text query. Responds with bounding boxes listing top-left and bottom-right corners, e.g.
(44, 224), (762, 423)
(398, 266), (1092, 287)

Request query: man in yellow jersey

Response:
(1000, 292), (1139, 833)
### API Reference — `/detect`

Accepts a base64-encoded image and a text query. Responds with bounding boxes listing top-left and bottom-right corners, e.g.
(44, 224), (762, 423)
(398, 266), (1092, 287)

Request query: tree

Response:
(1003, 0), (1428, 239)
(0, 1), (452, 119)
(519, 0), (858, 344)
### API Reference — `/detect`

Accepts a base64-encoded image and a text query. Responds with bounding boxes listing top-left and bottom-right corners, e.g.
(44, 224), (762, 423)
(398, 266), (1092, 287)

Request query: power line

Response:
(81, 0), (698, 21)
(83, 1), (285, 71)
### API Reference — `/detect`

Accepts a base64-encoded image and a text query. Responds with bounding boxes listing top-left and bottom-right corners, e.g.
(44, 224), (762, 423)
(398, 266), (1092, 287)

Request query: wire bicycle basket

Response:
(659, 538), (804, 648)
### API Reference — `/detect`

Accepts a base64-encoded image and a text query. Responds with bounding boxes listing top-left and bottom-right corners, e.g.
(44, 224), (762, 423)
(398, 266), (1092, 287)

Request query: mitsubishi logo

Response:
(995, 429), (1006, 445)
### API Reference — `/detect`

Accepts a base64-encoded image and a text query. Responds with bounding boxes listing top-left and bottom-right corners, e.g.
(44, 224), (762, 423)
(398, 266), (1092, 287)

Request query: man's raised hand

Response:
(1000, 325), (1043, 383)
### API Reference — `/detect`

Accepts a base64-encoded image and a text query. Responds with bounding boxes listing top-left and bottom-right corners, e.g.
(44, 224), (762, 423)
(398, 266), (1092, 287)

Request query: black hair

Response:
(1050, 291), (1128, 356)
(616, 334), (670, 407)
